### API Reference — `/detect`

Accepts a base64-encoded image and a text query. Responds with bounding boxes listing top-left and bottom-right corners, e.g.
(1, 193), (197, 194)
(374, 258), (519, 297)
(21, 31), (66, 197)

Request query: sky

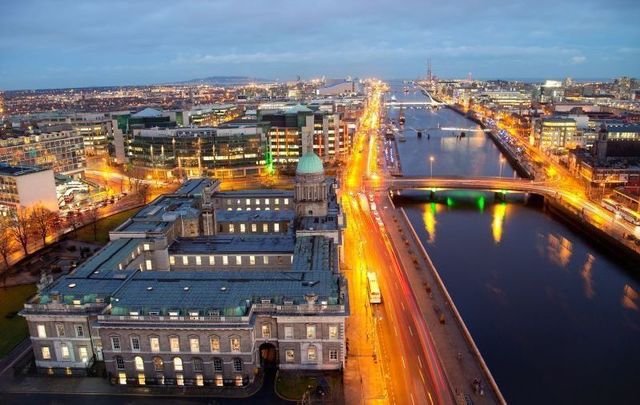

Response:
(1, 0), (639, 90)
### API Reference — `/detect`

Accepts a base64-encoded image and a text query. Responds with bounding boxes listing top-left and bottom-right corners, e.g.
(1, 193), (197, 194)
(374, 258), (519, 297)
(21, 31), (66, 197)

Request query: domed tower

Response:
(294, 151), (328, 217)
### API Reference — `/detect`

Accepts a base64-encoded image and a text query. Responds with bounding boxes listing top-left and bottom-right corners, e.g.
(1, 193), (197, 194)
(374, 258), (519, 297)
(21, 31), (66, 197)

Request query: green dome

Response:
(296, 151), (324, 175)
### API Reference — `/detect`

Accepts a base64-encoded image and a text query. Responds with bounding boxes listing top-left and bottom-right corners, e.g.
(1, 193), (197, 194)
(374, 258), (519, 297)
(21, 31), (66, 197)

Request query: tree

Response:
(30, 205), (55, 246)
(8, 208), (32, 256)
(85, 206), (100, 241)
(134, 179), (150, 204)
(0, 217), (17, 282)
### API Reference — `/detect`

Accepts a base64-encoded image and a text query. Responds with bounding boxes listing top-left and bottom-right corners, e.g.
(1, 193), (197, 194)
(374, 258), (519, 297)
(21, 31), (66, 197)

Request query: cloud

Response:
(570, 56), (587, 64)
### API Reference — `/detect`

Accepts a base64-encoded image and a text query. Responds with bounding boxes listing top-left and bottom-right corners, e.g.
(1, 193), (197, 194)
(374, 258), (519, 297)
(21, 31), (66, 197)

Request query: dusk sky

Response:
(1, 0), (639, 90)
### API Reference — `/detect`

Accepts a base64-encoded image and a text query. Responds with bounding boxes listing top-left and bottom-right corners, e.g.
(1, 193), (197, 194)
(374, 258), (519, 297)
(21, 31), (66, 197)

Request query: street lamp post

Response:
(429, 156), (435, 178)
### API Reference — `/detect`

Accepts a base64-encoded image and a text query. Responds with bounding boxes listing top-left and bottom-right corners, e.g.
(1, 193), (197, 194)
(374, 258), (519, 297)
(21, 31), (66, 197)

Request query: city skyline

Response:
(2, 0), (640, 90)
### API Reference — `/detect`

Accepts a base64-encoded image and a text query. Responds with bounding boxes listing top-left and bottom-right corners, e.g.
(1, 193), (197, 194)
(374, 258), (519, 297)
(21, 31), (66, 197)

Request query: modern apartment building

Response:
(0, 164), (58, 215)
(21, 152), (348, 389)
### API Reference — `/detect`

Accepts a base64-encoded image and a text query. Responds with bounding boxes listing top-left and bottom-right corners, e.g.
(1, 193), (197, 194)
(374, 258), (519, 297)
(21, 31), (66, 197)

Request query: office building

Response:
(0, 164), (58, 215)
(536, 117), (577, 152)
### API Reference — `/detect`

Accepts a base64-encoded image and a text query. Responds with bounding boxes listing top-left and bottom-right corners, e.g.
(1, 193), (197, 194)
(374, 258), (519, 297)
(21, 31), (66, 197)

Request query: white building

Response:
(0, 164), (58, 215)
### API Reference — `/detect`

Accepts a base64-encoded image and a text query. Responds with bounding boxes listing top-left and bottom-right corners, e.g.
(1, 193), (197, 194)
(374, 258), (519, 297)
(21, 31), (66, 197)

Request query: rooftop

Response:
(169, 235), (295, 254)
(0, 163), (47, 176)
(215, 209), (295, 222)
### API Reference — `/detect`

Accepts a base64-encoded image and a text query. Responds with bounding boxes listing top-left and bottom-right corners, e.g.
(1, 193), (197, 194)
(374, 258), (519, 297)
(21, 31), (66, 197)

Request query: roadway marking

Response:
(394, 326), (398, 337)
(419, 369), (426, 384)
(409, 325), (413, 336)
(418, 356), (423, 369)
(401, 355), (406, 369)
(410, 393), (416, 405)
(428, 392), (435, 405)
(401, 302), (406, 311)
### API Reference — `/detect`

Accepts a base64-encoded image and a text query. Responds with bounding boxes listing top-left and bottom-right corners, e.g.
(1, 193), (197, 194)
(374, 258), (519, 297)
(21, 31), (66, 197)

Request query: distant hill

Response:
(177, 76), (274, 85)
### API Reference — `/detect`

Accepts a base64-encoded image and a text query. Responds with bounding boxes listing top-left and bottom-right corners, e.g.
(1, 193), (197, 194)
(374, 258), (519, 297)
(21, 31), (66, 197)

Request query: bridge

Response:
(385, 100), (442, 107)
(405, 125), (491, 133)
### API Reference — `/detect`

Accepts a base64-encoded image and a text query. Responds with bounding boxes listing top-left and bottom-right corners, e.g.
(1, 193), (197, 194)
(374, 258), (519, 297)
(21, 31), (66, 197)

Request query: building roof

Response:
(131, 107), (163, 118)
(169, 235), (295, 254)
(296, 151), (324, 175)
(286, 104), (312, 114)
(0, 163), (46, 176)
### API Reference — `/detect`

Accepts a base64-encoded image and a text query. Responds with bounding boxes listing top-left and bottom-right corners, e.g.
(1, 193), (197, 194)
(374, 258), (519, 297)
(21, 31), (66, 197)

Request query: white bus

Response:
(619, 206), (640, 226)
(367, 272), (382, 304)
(601, 198), (619, 213)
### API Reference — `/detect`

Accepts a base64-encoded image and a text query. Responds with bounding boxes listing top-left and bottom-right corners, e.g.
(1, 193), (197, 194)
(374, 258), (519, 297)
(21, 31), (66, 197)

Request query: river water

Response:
(387, 81), (640, 404)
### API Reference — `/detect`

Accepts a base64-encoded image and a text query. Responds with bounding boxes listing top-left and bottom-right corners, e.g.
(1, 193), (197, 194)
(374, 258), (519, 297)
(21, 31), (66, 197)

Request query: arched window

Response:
(193, 357), (203, 372)
(233, 357), (243, 373)
(213, 357), (223, 372)
(173, 356), (183, 372)
(153, 356), (164, 372)
(134, 356), (144, 371)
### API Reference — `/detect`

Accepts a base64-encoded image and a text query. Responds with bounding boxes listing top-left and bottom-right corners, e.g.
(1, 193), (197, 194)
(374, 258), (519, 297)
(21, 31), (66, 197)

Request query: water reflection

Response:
(492, 202), (507, 244)
(622, 284), (639, 311)
(546, 234), (573, 268)
(422, 202), (438, 244)
(580, 254), (596, 299)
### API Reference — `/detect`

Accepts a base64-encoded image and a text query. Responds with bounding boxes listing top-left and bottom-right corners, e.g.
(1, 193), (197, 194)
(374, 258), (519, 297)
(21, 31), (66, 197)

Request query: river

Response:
(387, 81), (640, 404)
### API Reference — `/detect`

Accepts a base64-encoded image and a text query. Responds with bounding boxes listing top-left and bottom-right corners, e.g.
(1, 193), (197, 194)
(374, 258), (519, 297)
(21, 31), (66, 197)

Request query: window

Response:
(262, 224), (268, 233)
(115, 356), (125, 369)
(131, 336), (140, 351)
(233, 358), (243, 372)
(284, 198), (289, 205)
(173, 357), (183, 371)
(229, 224), (235, 233)
(111, 336), (121, 351)
(75, 325), (84, 338)
(79, 347), (88, 363)
(190, 338), (200, 353)
(265, 198), (270, 205)
(150, 337), (160, 352)
(213, 358), (223, 372)
(135, 356), (144, 371)
(118, 372), (127, 385)
(145, 259), (153, 270)
(230, 337), (241, 352)
(306, 325), (316, 339)
(209, 255), (215, 265)
(235, 255), (242, 265)
(138, 373), (146, 385)
(329, 350), (338, 361)
(143, 243), (150, 251)
(235, 375), (243, 386)
(264, 256), (269, 265)
(196, 373), (204, 386)
(255, 199), (260, 205)
(157, 374), (165, 385)
(193, 358), (203, 372)
(274, 223), (280, 232)
(195, 256), (202, 265)
(262, 324), (271, 338)
(240, 223), (246, 233)
(285, 349), (295, 363)
(210, 336), (220, 352)
(307, 345), (317, 362)
(176, 373), (184, 386)
(182, 256), (188, 265)
(170, 337), (180, 353)
(249, 256), (255, 265)
(329, 325), (338, 339)
(222, 256), (229, 265)
(275, 198), (279, 205)
(251, 224), (257, 232)
(215, 374), (223, 386)
(170, 256), (176, 265)
(245, 198), (250, 205)
(41, 346), (51, 360)
(284, 326), (294, 339)
(37, 324), (46, 338)
(153, 357), (164, 371)
(55, 323), (65, 337)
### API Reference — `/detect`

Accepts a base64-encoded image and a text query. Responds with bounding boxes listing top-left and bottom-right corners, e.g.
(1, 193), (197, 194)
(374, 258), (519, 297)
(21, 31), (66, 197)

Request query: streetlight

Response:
(499, 156), (505, 178)
(429, 156), (435, 178)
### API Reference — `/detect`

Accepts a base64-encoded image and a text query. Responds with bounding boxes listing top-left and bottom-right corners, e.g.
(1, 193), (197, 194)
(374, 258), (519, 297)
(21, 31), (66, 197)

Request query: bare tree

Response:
(0, 217), (17, 284)
(8, 208), (32, 256)
(135, 179), (151, 204)
(85, 206), (100, 241)
(30, 205), (55, 246)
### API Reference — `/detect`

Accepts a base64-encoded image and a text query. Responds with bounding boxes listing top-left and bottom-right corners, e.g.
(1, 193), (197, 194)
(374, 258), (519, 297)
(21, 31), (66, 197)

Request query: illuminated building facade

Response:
(0, 164), (58, 215)
(537, 117), (577, 152)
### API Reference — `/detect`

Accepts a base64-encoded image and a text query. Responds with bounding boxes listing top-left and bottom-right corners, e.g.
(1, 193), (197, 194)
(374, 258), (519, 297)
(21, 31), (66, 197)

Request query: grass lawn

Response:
(72, 207), (141, 244)
(0, 283), (37, 357)
(276, 373), (319, 400)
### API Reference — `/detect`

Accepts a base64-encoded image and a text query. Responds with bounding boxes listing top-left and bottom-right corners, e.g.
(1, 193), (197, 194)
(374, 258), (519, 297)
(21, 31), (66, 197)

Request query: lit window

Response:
(170, 256), (176, 265)
(307, 345), (317, 361)
(240, 223), (246, 233)
(150, 337), (160, 352)
(246, 198), (251, 205)
(222, 255), (229, 265)
(264, 198), (269, 205)
(210, 336), (220, 352)
(262, 324), (271, 338)
(264, 256), (269, 265)
(135, 356), (144, 371)
(143, 243), (150, 251)
(255, 199), (260, 205)
(284, 198), (289, 205)
(115, 356), (124, 369)
(285, 349), (295, 363)
(306, 325), (316, 339)
(235, 375), (243, 386)
(213, 358), (223, 372)
(176, 373), (184, 386)
(75, 325), (84, 338)
(229, 224), (235, 233)
(249, 256), (255, 265)
(190, 338), (200, 353)
(263, 224), (268, 232)
(215, 374), (223, 386)
(196, 373), (204, 386)
(195, 256), (202, 265)
(274, 223), (280, 232)
(56, 323), (65, 337)
(41, 346), (51, 360)
(284, 326), (294, 339)
(79, 347), (88, 363)
(329, 350), (338, 361)
(230, 337), (241, 352)
(37, 324), (46, 338)
(275, 198), (279, 204)
(170, 337), (180, 353)
(233, 358), (242, 372)
(235, 256), (242, 265)
(145, 259), (152, 270)
(251, 224), (257, 232)
(329, 325), (338, 339)
(111, 336), (121, 350)
(182, 256), (188, 265)
(118, 372), (127, 385)
(173, 357), (183, 371)
(209, 255), (215, 265)
(138, 373), (145, 385)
